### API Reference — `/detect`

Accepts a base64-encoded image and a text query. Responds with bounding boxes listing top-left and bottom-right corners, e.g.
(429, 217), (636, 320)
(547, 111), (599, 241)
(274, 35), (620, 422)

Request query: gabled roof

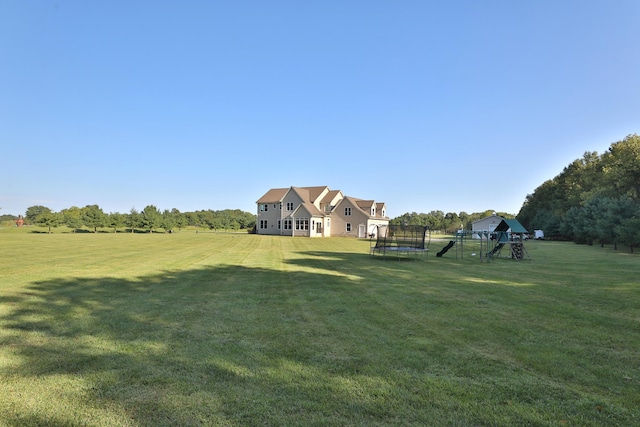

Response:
(472, 214), (505, 225)
(320, 190), (342, 204)
(289, 186), (309, 202)
(291, 201), (324, 218)
(354, 199), (374, 210)
(338, 196), (376, 218)
(495, 219), (527, 233)
(306, 186), (329, 202)
(256, 188), (288, 203)
(258, 186), (386, 219)
(288, 186), (330, 203)
(257, 186), (329, 204)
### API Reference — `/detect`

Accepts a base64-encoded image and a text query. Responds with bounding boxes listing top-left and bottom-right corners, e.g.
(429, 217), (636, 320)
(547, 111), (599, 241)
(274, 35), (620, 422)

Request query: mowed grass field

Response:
(0, 230), (639, 426)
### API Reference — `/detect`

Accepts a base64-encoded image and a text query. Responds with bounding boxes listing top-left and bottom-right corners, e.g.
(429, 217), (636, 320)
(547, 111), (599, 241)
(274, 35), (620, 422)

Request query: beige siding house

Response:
(256, 186), (389, 237)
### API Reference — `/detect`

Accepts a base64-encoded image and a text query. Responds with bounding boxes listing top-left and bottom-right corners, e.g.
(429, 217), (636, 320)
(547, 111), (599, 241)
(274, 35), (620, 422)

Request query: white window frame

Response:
(295, 218), (309, 230)
(345, 207), (351, 216)
(346, 223), (351, 232)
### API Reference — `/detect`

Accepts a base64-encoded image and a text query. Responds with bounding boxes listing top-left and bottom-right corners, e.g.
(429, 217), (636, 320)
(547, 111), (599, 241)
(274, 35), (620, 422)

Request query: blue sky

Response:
(1, 1), (639, 218)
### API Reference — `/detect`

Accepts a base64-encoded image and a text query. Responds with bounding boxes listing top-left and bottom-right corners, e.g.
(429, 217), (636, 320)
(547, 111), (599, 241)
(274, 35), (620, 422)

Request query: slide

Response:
(487, 242), (505, 257)
(436, 240), (456, 257)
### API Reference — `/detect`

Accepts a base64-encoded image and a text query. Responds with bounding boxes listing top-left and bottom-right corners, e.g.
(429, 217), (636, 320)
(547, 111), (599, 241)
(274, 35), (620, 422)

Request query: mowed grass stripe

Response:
(0, 232), (639, 425)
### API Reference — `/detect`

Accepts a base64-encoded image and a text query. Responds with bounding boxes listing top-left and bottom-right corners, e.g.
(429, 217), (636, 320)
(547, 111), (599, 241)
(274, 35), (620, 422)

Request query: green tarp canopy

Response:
(494, 219), (527, 234)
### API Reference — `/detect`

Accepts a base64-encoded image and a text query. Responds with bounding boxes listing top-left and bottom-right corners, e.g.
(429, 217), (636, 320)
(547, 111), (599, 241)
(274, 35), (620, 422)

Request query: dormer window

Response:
(372, 207), (376, 216)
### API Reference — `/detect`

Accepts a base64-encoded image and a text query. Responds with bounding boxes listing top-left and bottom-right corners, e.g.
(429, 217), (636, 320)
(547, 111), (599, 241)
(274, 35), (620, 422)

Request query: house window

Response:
(260, 220), (268, 229)
(286, 202), (294, 211)
(345, 207), (351, 216)
(372, 207), (376, 216)
(283, 219), (292, 230)
(277, 220), (281, 229)
(295, 218), (309, 230)
(346, 223), (351, 232)
(382, 209), (386, 217)
(259, 204), (268, 212)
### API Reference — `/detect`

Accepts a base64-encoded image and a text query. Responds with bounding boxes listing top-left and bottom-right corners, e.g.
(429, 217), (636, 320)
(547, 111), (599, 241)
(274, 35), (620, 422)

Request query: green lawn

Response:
(1, 231), (638, 426)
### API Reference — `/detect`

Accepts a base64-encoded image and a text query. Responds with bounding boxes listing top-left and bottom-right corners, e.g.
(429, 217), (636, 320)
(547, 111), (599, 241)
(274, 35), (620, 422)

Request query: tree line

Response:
(15, 204), (514, 236)
(516, 134), (640, 251)
(9, 133), (639, 249)
(19, 205), (257, 233)
(390, 210), (515, 233)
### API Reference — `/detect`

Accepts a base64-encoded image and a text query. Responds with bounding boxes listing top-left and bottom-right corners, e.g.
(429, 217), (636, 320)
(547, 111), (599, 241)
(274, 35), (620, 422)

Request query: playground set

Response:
(369, 224), (430, 260)
(435, 218), (531, 262)
(369, 219), (530, 262)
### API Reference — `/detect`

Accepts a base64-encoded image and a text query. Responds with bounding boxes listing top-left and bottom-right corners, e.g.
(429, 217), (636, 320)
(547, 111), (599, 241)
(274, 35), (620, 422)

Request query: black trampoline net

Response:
(372, 224), (429, 250)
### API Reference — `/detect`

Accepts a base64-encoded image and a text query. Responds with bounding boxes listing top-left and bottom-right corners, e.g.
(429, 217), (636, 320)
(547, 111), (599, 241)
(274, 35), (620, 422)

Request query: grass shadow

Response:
(2, 263), (436, 425)
(1, 248), (638, 425)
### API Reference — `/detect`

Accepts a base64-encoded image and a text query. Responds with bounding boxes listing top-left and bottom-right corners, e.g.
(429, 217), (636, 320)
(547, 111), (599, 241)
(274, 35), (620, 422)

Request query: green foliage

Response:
(160, 209), (176, 232)
(517, 134), (640, 250)
(171, 208), (187, 231)
(108, 212), (126, 233)
(391, 210), (514, 233)
(38, 210), (63, 233)
(24, 205), (51, 225)
(61, 206), (83, 231)
(616, 216), (640, 252)
(82, 205), (107, 233)
(141, 205), (161, 232)
(0, 213), (17, 222)
(125, 208), (142, 232)
(22, 205), (62, 232)
(19, 204), (256, 234)
(190, 209), (256, 231)
(602, 134), (640, 199)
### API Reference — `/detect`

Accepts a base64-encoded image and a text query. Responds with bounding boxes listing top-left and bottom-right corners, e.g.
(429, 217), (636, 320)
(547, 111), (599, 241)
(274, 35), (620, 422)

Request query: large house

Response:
(256, 186), (389, 237)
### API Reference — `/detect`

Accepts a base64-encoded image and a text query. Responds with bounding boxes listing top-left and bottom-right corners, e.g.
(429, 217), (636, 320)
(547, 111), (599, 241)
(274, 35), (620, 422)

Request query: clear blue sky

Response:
(2, 1), (639, 218)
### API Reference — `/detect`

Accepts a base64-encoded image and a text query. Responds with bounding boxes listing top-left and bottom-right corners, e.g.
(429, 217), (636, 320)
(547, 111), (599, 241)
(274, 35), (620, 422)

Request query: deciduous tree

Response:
(108, 212), (126, 233)
(82, 205), (106, 233)
(25, 205), (51, 225)
(62, 206), (83, 232)
(38, 210), (62, 233)
(141, 205), (161, 233)
(125, 208), (141, 233)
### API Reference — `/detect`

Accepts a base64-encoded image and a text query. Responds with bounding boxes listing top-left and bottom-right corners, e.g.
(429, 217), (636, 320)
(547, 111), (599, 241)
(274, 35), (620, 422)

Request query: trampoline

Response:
(370, 224), (430, 260)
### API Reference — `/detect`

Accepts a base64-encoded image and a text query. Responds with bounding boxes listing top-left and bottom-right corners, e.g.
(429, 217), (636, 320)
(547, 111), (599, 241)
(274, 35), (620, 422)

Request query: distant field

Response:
(1, 231), (638, 426)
